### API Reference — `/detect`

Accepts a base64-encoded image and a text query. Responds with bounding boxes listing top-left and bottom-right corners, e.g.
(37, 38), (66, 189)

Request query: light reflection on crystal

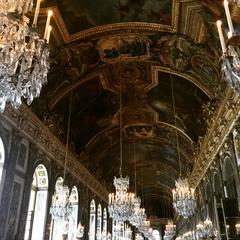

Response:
(0, 0), (49, 113)
(172, 178), (196, 218)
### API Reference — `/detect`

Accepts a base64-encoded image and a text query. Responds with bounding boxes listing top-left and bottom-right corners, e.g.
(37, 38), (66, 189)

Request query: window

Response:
(24, 164), (48, 240)
(102, 208), (107, 240)
(0, 136), (5, 185)
(96, 204), (102, 240)
(68, 186), (79, 240)
(89, 200), (96, 240)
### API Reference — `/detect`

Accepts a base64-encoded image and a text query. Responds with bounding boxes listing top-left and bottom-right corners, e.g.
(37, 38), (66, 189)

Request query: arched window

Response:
(68, 186), (79, 240)
(102, 208), (107, 240)
(96, 204), (102, 240)
(0, 136), (5, 185)
(89, 200), (96, 240)
(50, 177), (67, 240)
(24, 164), (48, 240)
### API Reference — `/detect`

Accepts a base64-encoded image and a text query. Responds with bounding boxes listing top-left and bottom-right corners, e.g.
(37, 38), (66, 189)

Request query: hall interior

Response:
(1, 0), (240, 240)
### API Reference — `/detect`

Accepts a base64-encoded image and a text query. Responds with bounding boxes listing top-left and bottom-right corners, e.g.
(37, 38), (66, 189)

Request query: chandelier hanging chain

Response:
(134, 137), (137, 195)
(170, 75), (182, 177)
(119, 79), (123, 177)
(63, 92), (73, 181)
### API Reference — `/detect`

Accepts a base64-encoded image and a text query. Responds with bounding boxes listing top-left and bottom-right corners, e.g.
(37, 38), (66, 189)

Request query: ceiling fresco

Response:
(148, 72), (209, 142)
(30, 0), (228, 218)
(47, 0), (173, 34)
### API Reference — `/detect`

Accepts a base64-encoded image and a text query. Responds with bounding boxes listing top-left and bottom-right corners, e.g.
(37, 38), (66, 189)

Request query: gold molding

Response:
(1, 104), (109, 202)
(190, 88), (240, 188)
(42, 0), (180, 43)
(148, 66), (214, 99)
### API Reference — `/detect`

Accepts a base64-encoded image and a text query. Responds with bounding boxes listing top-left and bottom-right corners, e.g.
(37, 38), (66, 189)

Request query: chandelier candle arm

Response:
(216, 20), (227, 54)
(46, 25), (52, 44)
(224, 0), (234, 35)
(44, 10), (53, 40)
(32, 0), (41, 27)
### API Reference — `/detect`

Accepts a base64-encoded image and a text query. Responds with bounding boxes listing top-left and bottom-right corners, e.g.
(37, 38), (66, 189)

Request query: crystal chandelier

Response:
(236, 223), (240, 234)
(108, 176), (135, 222)
(196, 219), (217, 239)
(182, 231), (194, 240)
(172, 178), (196, 218)
(138, 220), (152, 239)
(50, 94), (73, 221)
(49, 182), (71, 221)
(76, 223), (84, 238)
(164, 220), (176, 240)
(108, 80), (135, 222)
(0, 0), (52, 113)
(216, 0), (240, 93)
(170, 75), (196, 218)
(130, 197), (146, 227)
(232, 0), (240, 7)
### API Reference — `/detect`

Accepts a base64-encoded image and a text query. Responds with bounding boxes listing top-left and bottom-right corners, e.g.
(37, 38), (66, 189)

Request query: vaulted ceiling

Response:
(30, 0), (233, 218)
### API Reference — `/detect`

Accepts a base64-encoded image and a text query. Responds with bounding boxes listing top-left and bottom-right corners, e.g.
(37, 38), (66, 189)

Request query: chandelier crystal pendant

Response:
(216, 0), (240, 93)
(172, 178), (196, 218)
(0, 0), (52, 113)
(50, 94), (73, 221)
(164, 220), (176, 240)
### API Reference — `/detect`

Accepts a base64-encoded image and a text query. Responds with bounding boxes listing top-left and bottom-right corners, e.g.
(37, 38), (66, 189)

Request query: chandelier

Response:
(216, 0), (240, 93)
(0, 0), (51, 113)
(108, 176), (135, 222)
(108, 80), (136, 222)
(130, 197), (146, 227)
(49, 182), (71, 221)
(50, 94), (73, 221)
(76, 223), (84, 238)
(164, 220), (176, 240)
(170, 75), (196, 218)
(182, 231), (194, 240)
(172, 178), (196, 218)
(196, 219), (217, 239)
(232, 0), (240, 6)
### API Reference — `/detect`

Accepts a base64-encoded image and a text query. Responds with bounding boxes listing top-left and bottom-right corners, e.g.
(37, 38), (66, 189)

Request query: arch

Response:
(89, 199), (96, 240)
(223, 156), (238, 198)
(24, 164), (49, 240)
(102, 208), (107, 240)
(68, 186), (79, 240)
(0, 136), (5, 186)
(96, 204), (102, 240)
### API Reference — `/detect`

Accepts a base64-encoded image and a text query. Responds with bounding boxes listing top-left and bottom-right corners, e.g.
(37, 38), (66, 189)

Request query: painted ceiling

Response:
(30, 0), (230, 219)
(46, 0), (173, 33)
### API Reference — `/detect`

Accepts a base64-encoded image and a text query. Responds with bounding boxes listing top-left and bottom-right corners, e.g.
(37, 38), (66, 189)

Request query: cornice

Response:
(0, 104), (109, 202)
(190, 88), (240, 188)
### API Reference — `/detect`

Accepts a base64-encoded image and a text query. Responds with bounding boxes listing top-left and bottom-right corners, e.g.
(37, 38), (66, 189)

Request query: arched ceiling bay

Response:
(31, 0), (227, 218)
